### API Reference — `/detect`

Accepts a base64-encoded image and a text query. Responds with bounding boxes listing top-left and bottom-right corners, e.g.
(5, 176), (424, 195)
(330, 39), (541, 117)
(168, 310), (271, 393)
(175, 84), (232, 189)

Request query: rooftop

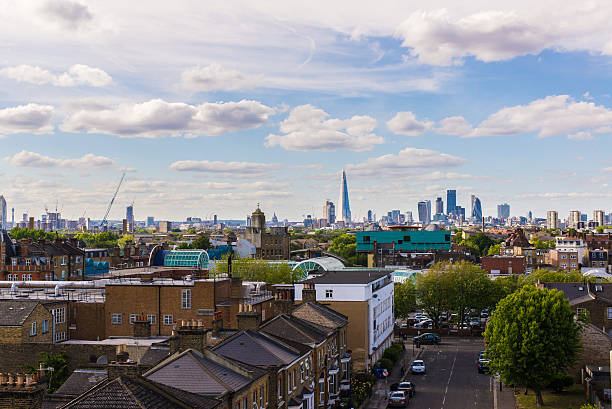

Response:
(302, 270), (391, 285)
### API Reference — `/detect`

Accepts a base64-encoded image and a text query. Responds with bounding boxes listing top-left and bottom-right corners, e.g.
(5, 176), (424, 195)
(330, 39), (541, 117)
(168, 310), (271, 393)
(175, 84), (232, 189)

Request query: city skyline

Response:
(2, 2), (612, 220)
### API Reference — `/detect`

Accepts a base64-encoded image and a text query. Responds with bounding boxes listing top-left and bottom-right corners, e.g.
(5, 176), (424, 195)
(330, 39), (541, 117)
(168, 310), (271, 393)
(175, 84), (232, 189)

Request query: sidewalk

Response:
(493, 377), (516, 409)
(366, 341), (421, 409)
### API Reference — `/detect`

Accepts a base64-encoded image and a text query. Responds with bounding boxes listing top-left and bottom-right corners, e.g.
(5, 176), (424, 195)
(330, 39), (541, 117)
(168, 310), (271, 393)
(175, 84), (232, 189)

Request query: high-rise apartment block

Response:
(338, 170), (351, 223)
(568, 211), (581, 229)
(594, 210), (605, 226)
(323, 200), (336, 224)
(547, 211), (558, 229)
(446, 190), (456, 215)
(0, 196), (6, 229)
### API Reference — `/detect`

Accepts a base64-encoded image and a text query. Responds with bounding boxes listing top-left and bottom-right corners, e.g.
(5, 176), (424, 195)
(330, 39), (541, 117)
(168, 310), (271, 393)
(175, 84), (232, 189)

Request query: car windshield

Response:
(413, 360), (424, 366)
(391, 392), (404, 398)
(399, 382), (412, 388)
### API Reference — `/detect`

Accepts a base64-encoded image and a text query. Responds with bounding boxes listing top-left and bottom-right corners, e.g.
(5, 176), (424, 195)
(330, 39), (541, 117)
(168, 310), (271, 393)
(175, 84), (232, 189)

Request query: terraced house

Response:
(0, 299), (69, 344)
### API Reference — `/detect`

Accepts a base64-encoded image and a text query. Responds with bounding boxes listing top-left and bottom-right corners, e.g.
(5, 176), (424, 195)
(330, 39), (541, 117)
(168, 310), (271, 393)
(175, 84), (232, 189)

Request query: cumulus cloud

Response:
(395, 9), (558, 66)
(347, 147), (468, 177)
(8, 150), (115, 169)
(41, 0), (93, 30)
(387, 111), (433, 136)
(181, 64), (260, 91)
(0, 104), (54, 136)
(436, 116), (473, 136)
(265, 105), (383, 151)
(469, 95), (612, 138)
(169, 160), (280, 175)
(61, 98), (275, 138)
(0, 64), (112, 87)
(567, 131), (594, 141)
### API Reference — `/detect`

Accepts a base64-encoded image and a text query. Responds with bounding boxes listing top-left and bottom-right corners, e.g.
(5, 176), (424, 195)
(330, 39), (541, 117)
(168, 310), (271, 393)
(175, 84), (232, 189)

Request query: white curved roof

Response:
(293, 257), (345, 272)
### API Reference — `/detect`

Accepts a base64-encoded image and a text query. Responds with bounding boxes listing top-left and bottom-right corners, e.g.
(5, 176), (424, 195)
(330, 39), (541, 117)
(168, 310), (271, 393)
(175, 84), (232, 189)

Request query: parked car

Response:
(414, 319), (433, 328)
(397, 381), (416, 397)
(477, 359), (490, 373)
(413, 333), (440, 345)
(388, 391), (408, 407)
(411, 360), (426, 374)
(470, 318), (481, 327)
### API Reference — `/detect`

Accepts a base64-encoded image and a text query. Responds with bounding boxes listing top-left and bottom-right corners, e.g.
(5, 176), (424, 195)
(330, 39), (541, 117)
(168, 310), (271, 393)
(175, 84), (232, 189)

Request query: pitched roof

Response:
(140, 347), (171, 367)
(540, 282), (612, 304)
(145, 349), (253, 396)
(55, 369), (107, 396)
(59, 375), (220, 409)
(259, 314), (328, 345)
(291, 302), (348, 330)
(213, 329), (302, 367)
(0, 300), (41, 326)
(303, 270), (389, 284)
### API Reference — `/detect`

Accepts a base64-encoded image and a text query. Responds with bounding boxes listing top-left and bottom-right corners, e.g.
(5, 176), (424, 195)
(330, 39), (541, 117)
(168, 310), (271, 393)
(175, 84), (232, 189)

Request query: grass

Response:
(515, 384), (589, 409)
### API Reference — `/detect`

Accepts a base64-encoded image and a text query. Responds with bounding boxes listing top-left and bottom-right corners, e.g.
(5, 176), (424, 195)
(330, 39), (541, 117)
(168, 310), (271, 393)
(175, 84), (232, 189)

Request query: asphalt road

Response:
(368, 338), (493, 409)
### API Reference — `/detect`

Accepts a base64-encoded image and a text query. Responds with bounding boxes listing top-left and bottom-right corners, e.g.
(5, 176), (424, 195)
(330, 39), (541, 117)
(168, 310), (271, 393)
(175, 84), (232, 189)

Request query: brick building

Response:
(104, 277), (275, 337)
(481, 255), (526, 275)
(0, 300), (68, 344)
(240, 207), (290, 260)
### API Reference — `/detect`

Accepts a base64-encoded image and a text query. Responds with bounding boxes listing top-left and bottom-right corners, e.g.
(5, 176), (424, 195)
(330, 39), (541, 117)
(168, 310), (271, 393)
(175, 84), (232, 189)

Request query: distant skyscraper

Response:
(324, 200), (336, 224)
(405, 211), (413, 224)
(367, 210), (373, 223)
(126, 205), (134, 224)
(11, 208), (14, 228)
(418, 200), (431, 224)
(435, 197), (444, 215)
(0, 196), (7, 229)
(594, 210), (605, 226)
(446, 190), (456, 215)
(497, 203), (510, 221)
(213, 215), (218, 225)
(146, 216), (155, 227)
(527, 211), (533, 221)
(272, 213), (278, 225)
(391, 210), (401, 224)
(547, 211), (558, 229)
(471, 195), (482, 222)
(338, 170), (351, 223)
(568, 211), (581, 229)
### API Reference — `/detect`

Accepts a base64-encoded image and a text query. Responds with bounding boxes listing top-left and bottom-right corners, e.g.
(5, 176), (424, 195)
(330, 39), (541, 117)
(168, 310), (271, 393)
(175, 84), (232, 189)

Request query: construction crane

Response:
(101, 173), (126, 228)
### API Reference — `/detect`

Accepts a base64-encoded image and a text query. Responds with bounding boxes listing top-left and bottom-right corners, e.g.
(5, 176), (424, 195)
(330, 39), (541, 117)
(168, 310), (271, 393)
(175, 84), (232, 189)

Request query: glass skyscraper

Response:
(446, 189), (456, 215)
(471, 195), (482, 222)
(338, 170), (351, 223)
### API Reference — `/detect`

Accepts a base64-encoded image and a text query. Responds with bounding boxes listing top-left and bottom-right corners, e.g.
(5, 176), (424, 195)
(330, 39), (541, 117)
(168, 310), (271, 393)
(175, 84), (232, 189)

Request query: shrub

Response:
(547, 372), (573, 393)
(383, 348), (400, 363)
(379, 358), (394, 372)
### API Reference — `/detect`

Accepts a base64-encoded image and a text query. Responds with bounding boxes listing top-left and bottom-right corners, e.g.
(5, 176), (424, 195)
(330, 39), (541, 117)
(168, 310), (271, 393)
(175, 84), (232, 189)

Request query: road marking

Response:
(440, 344), (458, 409)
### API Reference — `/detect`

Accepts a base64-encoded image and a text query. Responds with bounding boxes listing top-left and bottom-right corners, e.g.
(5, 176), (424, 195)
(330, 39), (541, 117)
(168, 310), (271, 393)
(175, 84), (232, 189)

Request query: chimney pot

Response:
(7, 373), (14, 385)
(25, 373), (35, 386)
(0, 373), (6, 385)
(16, 374), (24, 387)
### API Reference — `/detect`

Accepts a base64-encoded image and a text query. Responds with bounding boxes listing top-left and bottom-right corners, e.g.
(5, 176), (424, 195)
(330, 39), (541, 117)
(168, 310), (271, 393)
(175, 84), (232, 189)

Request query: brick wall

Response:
(481, 256), (526, 275)
(0, 386), (43, 409)
(571, 323), (612, 380)
(0, 328), (21, 344)
(71, 302), (105, 340)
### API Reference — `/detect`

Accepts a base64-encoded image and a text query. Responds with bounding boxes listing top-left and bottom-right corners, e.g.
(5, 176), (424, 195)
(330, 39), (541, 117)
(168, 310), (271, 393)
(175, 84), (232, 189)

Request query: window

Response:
(129, 314), (138, 324)
(147, 314), (156, 324)
(319, 379), (324, 394)
(22, 274), (27, 281)
(607, 307), (612, 320)
(300, 362), (304, 382)
(259, 386), (264, 407)
(111, 313), (122, 324)
(55, 331), (66, 341)
(182, 289), (192, 309)
(42, 319), (49, 334)
(243, 397), (247, 409)
(362, 236), (370, 243)
(253, 391), (257, 409)
(27, 274), (31, 281)
(11, 259), (16, 266)
(25, 258), (31, 266)
(325, 289), (333, 298)
(54, 258), (58, 267)
(30, 321), (37, 336)
(235, 403), (240, 409)
(76, 256), (82, 263)
(53, 308), (65, 324)
(278, 378), (282, 399)
(61, 256), (67, 265)
(288, 371), (291, 393)
(164, 315), (173, 325)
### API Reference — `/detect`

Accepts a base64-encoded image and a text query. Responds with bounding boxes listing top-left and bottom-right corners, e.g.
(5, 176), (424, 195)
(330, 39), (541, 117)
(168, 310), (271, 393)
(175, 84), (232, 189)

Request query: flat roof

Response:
(62, 336), (169, 346)
(302, 270), (391, 284)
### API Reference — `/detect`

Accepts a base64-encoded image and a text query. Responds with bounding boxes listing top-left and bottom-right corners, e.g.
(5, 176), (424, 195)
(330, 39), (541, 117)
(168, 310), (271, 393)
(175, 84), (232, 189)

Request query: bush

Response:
(378, 358), (394, 372)
(548, 372), (573, 393)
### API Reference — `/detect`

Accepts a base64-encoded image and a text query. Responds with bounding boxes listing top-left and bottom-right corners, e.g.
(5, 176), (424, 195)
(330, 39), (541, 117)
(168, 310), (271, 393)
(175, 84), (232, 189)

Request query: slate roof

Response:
(55, 369), (107, 396)
(291, 302), (348, 331)
(213, 329), (302, 367)
(145, 349), (253, 396)
(140, 347), (171, 367)
(303, 270), (389, 284)
(0, 300), (47, 326)
(540, 282), (612, 304)
(59, 375), (220, 409)
(259, 314), (328, 345)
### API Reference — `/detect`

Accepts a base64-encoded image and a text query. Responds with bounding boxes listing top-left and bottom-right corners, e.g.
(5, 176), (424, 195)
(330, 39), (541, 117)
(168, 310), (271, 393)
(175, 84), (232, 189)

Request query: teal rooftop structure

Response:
(163, 249), (209, 268)
(356, 230), (451, 252)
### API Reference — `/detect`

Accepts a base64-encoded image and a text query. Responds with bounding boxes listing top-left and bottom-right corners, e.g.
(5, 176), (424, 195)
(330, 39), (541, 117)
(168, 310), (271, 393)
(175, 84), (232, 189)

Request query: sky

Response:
(2, 0), (612, 222)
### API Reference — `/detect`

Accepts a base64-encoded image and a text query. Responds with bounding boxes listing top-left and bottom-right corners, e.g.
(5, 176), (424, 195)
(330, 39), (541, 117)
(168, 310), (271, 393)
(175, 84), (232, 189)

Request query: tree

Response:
(24, 352), (69, 393)
(212, 256), (301, 284)
(190, 235), (211, 250)
(9, 227), (57, 241)
(530, 237), (555, 249)
(415, 267), (452, 328)
(394, 280), (417, 319)
(445, 261), (496, 325)
(328, 233), (366, 266)
(487, 243), (501, 255)
(522, 269), (587, 285)
(484, 286), (582, 407)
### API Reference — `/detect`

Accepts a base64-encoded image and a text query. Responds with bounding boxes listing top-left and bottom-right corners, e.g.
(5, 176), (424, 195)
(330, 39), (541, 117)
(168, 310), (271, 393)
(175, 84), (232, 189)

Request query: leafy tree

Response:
(484, 286), (582, 407)
(487, 243), (501, 255)
(445, 261), (496, 324)
(522, 269), (586, 285)
(328, 233), (366, 266)
(187, 227), (197, 234)
(24, 352), (69, 393)
(212, 255), (301, 284)
(191, 235), (211, 250)
(530, 237), (556, 249)
(394, 280), (417, 319)
(117, 234), (135, 248)
(415, 267), (452, 327)
(9, 227), (57, 241)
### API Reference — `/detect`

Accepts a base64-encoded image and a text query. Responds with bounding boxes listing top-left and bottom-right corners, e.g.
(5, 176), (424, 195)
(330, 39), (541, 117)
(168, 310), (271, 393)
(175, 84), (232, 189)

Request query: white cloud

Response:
(415, 171), (488, 182)
(387, 111), (433, 136)
(436, 116), (473, 136)
(265, 105), (383, 151)
(169, 160), (280, 175)
(61, 99), (275, 138)
(0, 64), (112, 87)
(469, 95), (612, 138)
(8, 150), (116, 169)
(40, 0), (93, 30)
(347, 147), (468, 177)
(181, 64), (260, 91)
(567, 131), (594, 141)
(0, 104), (54, 136)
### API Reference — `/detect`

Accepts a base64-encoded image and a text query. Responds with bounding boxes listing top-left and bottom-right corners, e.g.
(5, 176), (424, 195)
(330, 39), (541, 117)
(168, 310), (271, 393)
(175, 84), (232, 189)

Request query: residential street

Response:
(368, 338), (494, 409)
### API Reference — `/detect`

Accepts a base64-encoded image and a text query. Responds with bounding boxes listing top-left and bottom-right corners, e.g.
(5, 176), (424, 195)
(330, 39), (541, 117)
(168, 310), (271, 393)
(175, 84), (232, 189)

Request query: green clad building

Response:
(356, 230), (451, 252)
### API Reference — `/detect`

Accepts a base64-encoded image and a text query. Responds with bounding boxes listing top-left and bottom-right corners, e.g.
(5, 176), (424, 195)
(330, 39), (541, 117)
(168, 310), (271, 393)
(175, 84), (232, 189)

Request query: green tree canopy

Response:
(212, 256), (301, 284)
(328, 233), (366, 266)
(74, 232), (120, 249)
(484, 286), (582, 407)
(9, 227), (57, 241)
(394, 280), (417, 319)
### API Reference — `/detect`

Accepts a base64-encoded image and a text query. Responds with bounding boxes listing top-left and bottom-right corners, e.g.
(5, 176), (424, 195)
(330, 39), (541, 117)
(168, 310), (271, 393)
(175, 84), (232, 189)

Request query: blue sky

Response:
(1, 0), (612, 222)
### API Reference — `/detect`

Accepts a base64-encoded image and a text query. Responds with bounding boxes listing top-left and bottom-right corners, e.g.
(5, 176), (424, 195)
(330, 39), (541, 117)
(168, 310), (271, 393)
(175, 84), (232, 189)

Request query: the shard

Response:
(338, 170), (351, 223)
